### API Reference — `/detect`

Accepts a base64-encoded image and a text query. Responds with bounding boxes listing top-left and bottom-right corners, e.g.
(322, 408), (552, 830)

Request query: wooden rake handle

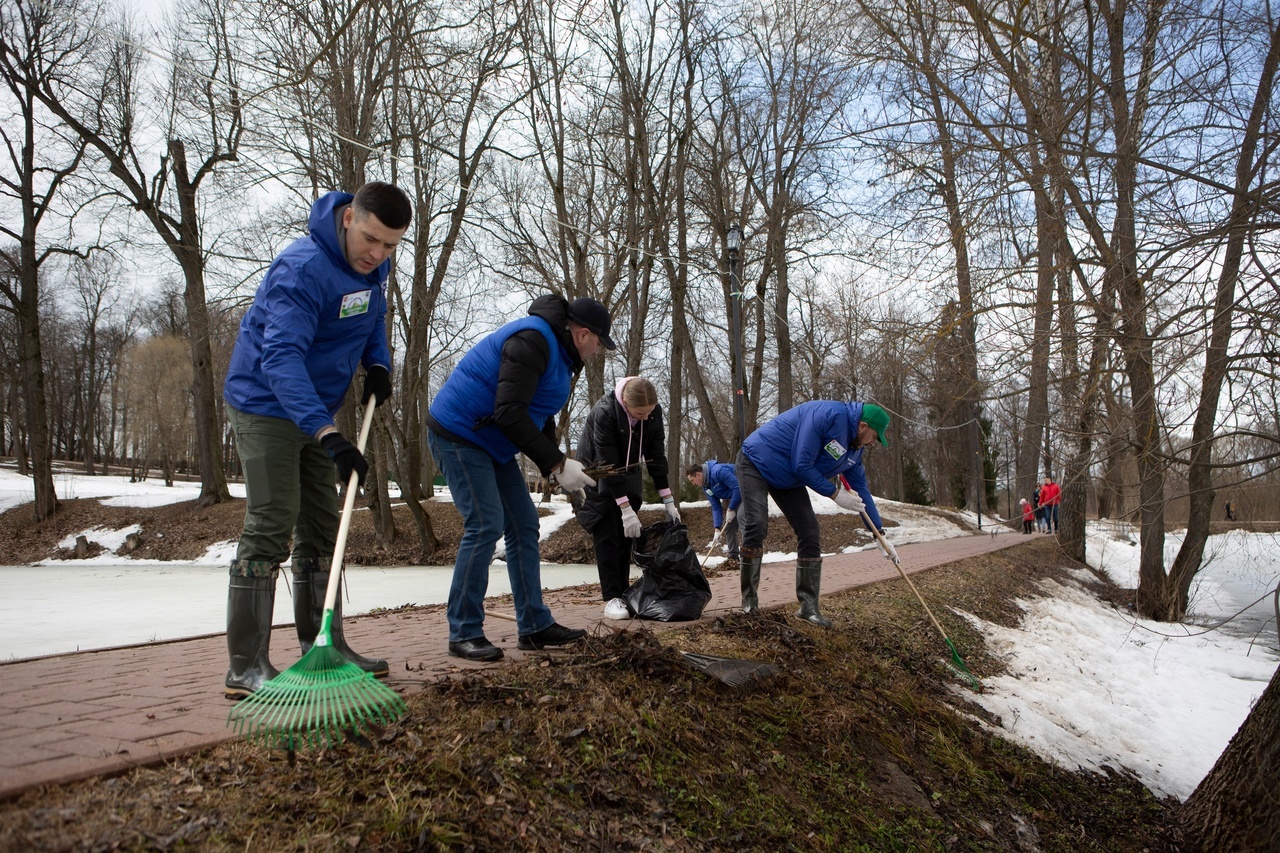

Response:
(839, 473), (953, 645)
(322, 395), (379, 616)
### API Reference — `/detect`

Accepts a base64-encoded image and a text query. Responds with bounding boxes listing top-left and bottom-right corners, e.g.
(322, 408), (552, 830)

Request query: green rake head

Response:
(227, 644), (406, 750)
(943, 638), (982, 692)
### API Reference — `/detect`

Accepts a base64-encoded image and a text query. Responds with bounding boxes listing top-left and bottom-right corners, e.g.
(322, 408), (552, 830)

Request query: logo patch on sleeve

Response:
(339, 290), (372, 318)
(823, 439), (846, 460)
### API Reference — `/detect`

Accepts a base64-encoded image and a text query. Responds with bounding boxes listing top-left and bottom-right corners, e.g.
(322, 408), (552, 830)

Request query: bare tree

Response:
(19, 0), (243, 506)
(0, 0), (110, 520)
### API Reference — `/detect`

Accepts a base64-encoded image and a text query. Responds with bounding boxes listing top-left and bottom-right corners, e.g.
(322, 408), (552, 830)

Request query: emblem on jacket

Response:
(340, 290), (372, 318)
(823, 439), (846, 459)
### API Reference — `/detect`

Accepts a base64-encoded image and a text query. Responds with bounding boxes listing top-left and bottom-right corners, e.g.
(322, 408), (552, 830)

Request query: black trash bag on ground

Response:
(623, 521), (713, 622)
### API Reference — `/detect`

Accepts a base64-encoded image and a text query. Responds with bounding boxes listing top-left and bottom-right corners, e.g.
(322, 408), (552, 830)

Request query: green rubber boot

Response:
(796, 558), (832, 627)
(225, 564), (281, 699)
(293, 559), (389, 678)
(740, 554), (763, 614)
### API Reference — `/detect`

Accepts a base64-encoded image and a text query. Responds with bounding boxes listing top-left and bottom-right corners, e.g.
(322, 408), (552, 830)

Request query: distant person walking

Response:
(1020, 498), (1034, 534)
(426, 294), (614, 661)
(1039, 475), (1061, 533)
(1224, 499), (1237, 521)
(221, 181), (412, 698)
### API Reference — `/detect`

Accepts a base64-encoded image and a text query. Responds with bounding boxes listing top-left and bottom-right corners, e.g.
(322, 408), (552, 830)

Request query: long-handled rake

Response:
(840, 475), (981, 691)
(698, 527), (723, 572)
(228, 397), (407, 748)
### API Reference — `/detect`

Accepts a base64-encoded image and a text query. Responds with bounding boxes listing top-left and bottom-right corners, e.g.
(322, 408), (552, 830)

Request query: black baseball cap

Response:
(567, 297), (616, 350)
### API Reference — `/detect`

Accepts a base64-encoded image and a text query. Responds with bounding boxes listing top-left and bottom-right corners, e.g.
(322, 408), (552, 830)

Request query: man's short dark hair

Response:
(685, 464), (702, 478)
(352, 182), (412, 230)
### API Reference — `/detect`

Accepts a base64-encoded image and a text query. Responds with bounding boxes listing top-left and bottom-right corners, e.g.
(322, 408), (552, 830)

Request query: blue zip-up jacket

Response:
(223, 191), (392, 437)
(700, 460), (741, 529)
(429, 306), (575, 467)
(741, 400), (883, 530)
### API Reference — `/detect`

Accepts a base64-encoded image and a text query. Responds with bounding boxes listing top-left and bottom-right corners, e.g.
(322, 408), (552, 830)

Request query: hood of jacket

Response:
(528, 294), (583, 372)
(307, 191), (391, 283)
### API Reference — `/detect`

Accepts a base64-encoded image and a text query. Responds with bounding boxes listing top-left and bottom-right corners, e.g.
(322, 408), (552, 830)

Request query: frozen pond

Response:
(0, 562), (607, 662)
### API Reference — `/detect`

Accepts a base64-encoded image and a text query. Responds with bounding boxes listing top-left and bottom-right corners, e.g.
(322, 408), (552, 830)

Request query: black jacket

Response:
(574, 388), (670, 532)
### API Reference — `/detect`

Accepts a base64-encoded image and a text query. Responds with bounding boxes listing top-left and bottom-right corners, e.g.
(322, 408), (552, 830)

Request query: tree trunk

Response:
(1182, 663), (1280, 850)
(170, 140), (232, 507)
(1168, 23), (1280, 609)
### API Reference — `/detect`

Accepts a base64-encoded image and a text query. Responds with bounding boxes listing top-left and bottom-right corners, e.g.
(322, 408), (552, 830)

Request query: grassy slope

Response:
(0, 538), (1182, 851)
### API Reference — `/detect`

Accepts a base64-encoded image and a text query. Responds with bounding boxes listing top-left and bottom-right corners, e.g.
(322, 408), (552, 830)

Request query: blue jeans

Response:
(428, 429), (553, 642)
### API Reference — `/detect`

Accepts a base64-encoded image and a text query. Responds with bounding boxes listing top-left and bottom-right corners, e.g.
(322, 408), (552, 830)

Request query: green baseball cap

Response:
(861, 403), (890, 447)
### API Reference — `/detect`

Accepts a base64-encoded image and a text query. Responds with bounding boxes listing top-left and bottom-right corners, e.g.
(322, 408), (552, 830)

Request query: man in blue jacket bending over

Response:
(222, 181), (411, 698)
(686, 460), (741, 568)
(737, 401), (892, 626)
(426, 294), (613, 661)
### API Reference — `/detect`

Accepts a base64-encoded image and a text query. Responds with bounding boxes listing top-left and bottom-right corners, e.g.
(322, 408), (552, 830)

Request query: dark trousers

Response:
(228, 406), (338, 567)
(736, 452), (822, 559)
(1022, 519), (1033, 534)
(718, 501), (740, 558)
(591, 506), (635, 601)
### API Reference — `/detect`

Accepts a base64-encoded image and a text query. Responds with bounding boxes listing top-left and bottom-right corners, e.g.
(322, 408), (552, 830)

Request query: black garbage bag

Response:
(623, 521), (713, 622)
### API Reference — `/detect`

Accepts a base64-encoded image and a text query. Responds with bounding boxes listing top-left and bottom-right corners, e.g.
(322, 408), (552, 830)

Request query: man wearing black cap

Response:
(426, 294), (615, 661)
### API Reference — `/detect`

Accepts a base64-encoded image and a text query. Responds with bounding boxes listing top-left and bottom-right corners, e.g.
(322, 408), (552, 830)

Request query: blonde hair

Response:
(622, 377), (658, 409)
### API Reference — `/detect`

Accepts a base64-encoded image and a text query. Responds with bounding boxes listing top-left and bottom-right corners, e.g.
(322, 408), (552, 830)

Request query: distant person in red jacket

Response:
(1020, 498), (1034, 534)
(1039, 475), (1061, 533)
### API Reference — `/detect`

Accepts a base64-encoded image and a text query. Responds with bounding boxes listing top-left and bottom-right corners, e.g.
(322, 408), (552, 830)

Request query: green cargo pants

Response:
(228, 406), (339, 573)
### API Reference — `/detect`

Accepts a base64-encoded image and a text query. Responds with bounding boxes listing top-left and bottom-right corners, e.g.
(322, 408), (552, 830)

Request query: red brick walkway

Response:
(0, 532), (1022, 800)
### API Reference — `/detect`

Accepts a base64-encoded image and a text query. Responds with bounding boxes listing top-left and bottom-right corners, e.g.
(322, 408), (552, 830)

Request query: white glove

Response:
(833, 488), (865, 513)
(553, 457), (596, 493)
(723, 509), (736, 525)
(877, 535), (899, 563)
(620, 504), (642, 538)
(663, 496), (681, 523)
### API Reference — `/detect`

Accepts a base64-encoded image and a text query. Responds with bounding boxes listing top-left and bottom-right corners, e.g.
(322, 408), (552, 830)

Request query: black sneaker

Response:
(517, 622), (586, 650)
(448, 637), (504, 662)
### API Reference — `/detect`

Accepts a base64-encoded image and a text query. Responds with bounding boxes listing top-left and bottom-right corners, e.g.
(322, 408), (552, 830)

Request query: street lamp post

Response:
(727, 224), (746, 447)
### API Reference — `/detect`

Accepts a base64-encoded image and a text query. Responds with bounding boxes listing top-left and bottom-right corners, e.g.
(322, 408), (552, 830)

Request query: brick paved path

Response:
(0, 532), (1022, 800)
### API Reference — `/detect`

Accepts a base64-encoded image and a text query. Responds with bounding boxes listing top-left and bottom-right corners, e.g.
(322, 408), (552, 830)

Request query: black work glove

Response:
(321, 432), (369, 486)
(361, 365), (392, 407)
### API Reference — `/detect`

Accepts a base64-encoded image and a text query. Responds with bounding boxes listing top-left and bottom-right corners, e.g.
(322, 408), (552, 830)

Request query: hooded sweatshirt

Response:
(224, 191), (392, 438)
(741, 400), (883, 531)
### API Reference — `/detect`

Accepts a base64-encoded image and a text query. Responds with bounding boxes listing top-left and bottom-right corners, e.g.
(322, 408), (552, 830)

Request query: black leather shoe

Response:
(517, 622), (586, 650)
(448, 637), (504, 662)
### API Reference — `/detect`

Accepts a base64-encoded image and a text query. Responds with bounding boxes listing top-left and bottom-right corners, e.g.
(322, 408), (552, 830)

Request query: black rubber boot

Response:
(225, 568), (281, 699)
(796, 558), (832, 627)
(740, 554), (763, 614)
(293, 561), (389, 678)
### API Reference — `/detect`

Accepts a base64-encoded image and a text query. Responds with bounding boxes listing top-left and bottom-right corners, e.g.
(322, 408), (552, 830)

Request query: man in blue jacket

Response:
(426, 294), (613, 661)
(221, 181), (411, 698)
(737, 401), (892, 626)
(685, 461), (741, 567)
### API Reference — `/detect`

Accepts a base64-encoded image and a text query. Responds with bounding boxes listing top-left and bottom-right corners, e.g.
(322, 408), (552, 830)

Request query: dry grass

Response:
(0, 539), (1183, 852)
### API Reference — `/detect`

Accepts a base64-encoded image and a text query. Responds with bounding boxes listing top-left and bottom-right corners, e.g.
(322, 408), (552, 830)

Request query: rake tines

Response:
(227, 644), (406, 750)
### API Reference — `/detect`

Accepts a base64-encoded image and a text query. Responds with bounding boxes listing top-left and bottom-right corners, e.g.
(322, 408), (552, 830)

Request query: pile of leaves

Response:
(0, 539), (1182, 851)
